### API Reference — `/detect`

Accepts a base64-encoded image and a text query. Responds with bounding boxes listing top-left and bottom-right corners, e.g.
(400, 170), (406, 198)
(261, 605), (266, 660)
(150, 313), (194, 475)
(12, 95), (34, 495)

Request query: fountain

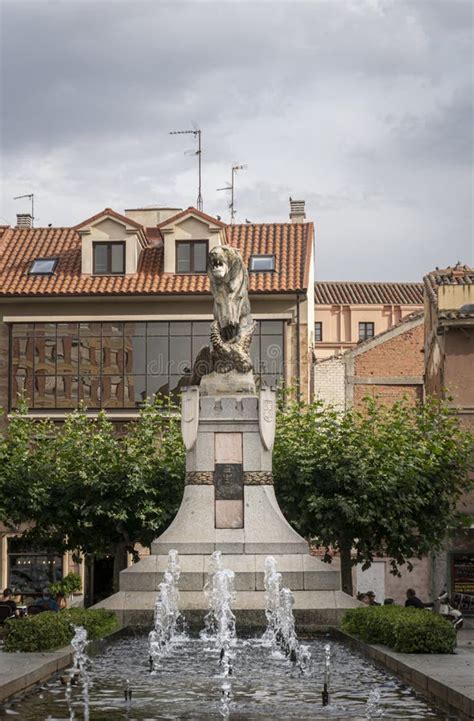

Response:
(202, 550), (237, 718)
(322, 642), (331, 706)
(61, 625), (91, 721)
(262, 555), (311, 674)
(149, 549), (184, 671)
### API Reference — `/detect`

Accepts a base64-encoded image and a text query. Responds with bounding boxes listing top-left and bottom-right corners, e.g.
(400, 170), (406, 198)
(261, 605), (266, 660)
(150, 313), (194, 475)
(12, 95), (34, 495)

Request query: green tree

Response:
(273, 396), (473, 596)
(0, 397), (185, 594)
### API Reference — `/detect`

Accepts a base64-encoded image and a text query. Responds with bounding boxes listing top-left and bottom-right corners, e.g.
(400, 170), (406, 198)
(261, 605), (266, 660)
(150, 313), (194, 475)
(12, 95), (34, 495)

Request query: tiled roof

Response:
(0, 212), (313, 298)
(314, 281), (423, 305)
(226, 222), (313, 293)
(423, 263), (474, 304)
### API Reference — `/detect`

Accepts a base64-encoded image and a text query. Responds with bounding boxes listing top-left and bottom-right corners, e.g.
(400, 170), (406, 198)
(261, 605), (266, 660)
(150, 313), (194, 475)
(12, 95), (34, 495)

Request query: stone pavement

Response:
(342, 627), (474, 720)
(0, 644), (73, 702)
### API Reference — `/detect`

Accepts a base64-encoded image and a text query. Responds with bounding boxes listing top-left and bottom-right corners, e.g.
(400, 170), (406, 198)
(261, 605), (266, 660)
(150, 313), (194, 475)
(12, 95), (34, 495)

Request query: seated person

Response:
(1, 588), (19, 617)
(405, 588), (424, 609)
(366, 591), (380, 606)
(31, 588), (59, 613)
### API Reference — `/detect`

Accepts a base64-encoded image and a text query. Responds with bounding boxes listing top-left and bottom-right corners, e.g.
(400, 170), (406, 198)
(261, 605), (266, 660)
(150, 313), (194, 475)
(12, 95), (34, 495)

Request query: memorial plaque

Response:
(214, 463), (243, 500)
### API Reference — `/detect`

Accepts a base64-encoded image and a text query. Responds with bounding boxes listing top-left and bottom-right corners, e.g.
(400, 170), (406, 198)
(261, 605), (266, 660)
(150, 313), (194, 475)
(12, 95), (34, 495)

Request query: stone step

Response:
(94, 589), (361, 628)
(118, 553), (340, 593)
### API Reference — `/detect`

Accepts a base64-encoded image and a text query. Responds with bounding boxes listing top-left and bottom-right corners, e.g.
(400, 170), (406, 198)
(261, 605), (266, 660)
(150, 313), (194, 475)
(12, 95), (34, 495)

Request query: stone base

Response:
(95, 588), (361, 629)
(117, 552), (340, 593)
(200, 370), (256, 396)
(92, 551), (359, 628)
(151, 485), (308, 555)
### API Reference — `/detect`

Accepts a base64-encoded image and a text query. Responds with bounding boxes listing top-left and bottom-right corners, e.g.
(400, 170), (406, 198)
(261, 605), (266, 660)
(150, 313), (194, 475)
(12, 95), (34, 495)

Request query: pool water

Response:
(0, 633), (459, 720)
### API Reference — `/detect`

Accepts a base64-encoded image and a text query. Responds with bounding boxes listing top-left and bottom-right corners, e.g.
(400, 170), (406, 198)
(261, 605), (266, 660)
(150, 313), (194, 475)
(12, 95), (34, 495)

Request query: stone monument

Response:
(96, 245), (359, 626)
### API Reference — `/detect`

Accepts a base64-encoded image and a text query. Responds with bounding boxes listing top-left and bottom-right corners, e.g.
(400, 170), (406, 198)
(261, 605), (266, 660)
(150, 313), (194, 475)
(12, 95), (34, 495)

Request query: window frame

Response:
(175, 240), (208, 274)
(314, 321), (323, 342)
(92, 241), (126, 276)
(358, 321), (375, 341)
(28, 257), (58, 275)
(249, 255), (275, 272)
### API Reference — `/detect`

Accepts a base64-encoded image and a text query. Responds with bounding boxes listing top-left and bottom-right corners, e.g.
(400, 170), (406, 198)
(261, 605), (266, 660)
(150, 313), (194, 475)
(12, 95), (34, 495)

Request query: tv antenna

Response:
(170, 128), (203, 211)
(217, 164), (247, 224)
(13, 193), (35, 226)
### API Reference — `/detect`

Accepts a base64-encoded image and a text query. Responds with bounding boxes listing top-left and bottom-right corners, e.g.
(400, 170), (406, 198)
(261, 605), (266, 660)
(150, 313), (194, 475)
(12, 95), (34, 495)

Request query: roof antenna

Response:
(13, 193), (35, 226)
(217, 163), (247, 224)
(170, 127), (203, 211)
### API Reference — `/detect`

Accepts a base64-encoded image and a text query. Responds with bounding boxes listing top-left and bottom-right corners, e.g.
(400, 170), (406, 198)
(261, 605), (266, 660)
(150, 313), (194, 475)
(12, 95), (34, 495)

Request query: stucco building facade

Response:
(314, 281), (423, 360)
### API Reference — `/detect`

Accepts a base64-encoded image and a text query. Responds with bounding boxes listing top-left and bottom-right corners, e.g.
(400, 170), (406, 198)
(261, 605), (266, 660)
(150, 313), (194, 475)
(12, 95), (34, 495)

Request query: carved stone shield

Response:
(181, 387), (200, 451)
(259, 388), (276, 450)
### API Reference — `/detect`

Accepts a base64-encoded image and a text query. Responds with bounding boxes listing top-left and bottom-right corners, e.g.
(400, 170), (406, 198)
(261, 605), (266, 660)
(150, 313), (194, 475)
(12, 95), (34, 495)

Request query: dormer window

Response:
(176, 240), (208, 273)
(249, 255), (275, 272)
(29, 257), (58, 275)
(93, 242), (125, 275)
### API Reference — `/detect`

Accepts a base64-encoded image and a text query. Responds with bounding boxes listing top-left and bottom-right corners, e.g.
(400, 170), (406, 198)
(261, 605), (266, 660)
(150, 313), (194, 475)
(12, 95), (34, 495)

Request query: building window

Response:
(9, 320), (285, 409)
(8, 537), (63, 597)
(359, 322), (374, 341)
(93, 242), (125, 275)
(249, 255), (275, 272)
(29, 258), (58, 275)
(176, 241), (208, 273)
(314, 322), (323, 342)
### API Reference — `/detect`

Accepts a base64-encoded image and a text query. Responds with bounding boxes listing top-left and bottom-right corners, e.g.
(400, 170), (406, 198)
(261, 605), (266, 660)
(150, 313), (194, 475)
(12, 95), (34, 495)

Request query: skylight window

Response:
(249, 255), (275, 272)
(29, 258), (58, 275)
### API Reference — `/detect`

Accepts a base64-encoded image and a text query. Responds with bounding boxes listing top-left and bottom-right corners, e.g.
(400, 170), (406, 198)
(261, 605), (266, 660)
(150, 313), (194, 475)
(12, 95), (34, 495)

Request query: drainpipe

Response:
(296, 292), (301, 400)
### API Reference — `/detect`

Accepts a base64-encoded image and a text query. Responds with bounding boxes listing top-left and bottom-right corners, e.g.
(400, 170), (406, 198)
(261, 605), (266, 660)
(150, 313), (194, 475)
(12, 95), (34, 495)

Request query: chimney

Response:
(289, 198), (306, 223)
(16, 213), (33, 229)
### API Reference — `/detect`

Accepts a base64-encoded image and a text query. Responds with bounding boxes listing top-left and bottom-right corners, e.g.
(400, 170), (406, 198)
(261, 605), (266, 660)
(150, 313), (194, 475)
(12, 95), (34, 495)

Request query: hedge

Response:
(3, 608), (119, 652)
(341, 606), (456, 654)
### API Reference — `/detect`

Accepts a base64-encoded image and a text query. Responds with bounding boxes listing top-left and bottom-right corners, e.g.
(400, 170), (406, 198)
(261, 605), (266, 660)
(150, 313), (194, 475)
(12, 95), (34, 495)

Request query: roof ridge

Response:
(315, 280), (423, 286)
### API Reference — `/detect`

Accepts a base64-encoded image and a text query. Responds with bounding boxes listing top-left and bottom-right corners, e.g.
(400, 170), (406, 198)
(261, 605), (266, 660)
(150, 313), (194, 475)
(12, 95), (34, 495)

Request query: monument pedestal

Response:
(96, 389), (360, 626)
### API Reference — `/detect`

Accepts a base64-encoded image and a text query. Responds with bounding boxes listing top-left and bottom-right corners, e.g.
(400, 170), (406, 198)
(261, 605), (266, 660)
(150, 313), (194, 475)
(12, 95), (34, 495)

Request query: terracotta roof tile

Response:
(314, 281), (423, 306)
(0, 215), (312, 297)
(423, 263), (474, 305)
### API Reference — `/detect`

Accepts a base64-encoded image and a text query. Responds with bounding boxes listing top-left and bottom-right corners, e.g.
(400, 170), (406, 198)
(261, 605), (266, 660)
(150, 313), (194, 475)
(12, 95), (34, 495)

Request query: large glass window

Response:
(10, 320), (285, 409)
(8, 537), (63, 597)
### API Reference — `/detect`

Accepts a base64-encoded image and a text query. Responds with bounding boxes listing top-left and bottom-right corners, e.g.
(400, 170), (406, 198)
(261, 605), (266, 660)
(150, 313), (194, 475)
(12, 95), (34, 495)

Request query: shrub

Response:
(342, 606), (456, 654)
(49, 572), (82, 599)
(61, 608), (119, 640)
(3, 608), (119, 652)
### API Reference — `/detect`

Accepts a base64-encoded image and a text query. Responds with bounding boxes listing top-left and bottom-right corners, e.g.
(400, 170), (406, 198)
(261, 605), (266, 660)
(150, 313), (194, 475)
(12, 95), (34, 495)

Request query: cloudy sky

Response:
(1, 0), (472, 281)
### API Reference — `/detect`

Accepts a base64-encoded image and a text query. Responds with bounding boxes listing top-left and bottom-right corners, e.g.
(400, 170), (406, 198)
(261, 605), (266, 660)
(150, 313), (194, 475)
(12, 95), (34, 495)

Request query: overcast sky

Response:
(1, 0), (472, 281)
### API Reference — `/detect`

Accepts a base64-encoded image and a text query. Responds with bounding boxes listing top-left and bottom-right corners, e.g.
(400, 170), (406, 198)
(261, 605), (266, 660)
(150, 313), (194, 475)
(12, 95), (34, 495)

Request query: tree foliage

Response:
(0, 398), (185, 584)
(273, 395), (473, 594)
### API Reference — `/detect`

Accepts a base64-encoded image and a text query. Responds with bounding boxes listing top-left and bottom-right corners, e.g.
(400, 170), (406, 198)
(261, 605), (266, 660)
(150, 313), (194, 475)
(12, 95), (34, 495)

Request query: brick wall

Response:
(352, 322), (424, 409)
(314, 356), (345, 410)
(354, 323), (424, 378)
(354, 384), (422, 406)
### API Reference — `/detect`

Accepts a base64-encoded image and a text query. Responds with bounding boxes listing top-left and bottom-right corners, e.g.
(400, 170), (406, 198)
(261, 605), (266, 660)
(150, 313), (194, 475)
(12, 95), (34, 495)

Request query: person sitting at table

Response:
(31, 587), (59, 613)
(1, 588), (19, 617)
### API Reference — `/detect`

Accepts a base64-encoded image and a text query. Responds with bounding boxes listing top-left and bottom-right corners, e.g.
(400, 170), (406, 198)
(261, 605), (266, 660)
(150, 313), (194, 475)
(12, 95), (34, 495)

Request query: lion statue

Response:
(191, 245), (256, 385)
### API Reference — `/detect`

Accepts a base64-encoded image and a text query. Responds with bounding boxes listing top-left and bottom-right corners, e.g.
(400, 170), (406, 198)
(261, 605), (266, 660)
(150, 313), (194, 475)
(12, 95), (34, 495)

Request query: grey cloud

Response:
(0, 0), (472, 280)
